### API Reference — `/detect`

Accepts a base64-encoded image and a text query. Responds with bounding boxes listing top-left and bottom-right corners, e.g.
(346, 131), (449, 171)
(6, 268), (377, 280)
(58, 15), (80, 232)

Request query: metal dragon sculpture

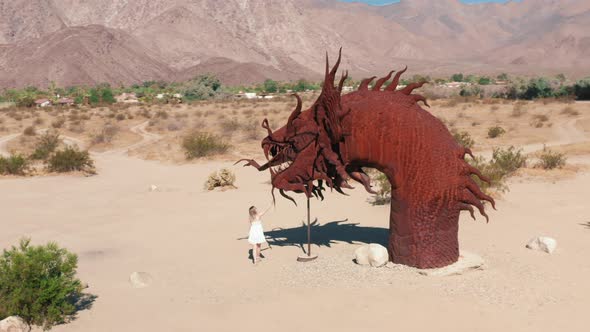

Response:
(237, 49), (495, 269)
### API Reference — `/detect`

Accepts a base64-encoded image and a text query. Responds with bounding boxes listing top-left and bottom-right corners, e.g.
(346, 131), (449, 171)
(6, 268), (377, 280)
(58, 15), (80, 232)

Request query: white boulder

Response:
(353, 245), (370, 265)
(149, 184), (159, 192)
(354, 243), (389, 267)
(129, 272), (153, 288)
(0, 316), (28, 332)
(526, 236), (557, 254)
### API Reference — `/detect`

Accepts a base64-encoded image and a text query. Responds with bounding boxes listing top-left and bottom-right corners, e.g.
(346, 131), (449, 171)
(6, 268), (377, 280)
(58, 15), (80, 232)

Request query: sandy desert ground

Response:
(1, 97), (590, 331)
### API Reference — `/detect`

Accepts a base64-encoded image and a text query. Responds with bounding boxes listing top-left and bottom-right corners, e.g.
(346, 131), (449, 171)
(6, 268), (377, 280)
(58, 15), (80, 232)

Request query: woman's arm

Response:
(258, 202), (274, 217)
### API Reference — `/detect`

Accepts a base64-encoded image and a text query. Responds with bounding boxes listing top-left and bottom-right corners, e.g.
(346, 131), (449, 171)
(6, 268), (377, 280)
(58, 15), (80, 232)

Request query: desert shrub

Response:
(242, 121), (260, 140)
(30, 131), (61, 160)
(561, 106), (579, 117)
(23, 126), (36, 136)
(115, 113), (126, 121)
(487, 126), (506, 138)
(0, 154), (29, 175)
(204, 168), (237, 190)
(167, 122), (182, 131)
(537, 147), (566, 170)
(33, 117), (44, 125)
(451, 129), (475, 149)
(220, 117), (240, 133)
(371, 171), (391, 205)
(52, 117), (66, 128)
(92, 123), (119, 144)
(0, 238), (84, 330)
(491, 146), (527, 174)
(155, 110), (168, 119)
(182, 132), (230, 159)
(468, 146), (526, 193)
(46, 147), (95, 174)
(530, 114), (549, 128)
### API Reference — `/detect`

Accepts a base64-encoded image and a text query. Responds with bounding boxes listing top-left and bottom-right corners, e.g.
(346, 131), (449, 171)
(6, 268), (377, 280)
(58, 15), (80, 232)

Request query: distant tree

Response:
(101, 88), (116, 104)
(263, 79), (279, 93)
(522, 77), (553, 99)
(451, 73), (464, 82)
(478, 76), (492, 85)
(556, 73), (567, 84)
(88, 89), (100, 105)
(573, 78), (590, 100)
(181, 74), (222, 101)
(497, 73), (509, 81)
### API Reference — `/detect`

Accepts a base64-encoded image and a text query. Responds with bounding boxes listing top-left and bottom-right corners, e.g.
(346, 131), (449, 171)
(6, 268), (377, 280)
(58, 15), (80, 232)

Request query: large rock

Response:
(0, 316), (28, 332)
(526, 236), (557, 254)
(129, 272), (153, 288)
(353, 245), (370, 265)
(354, 243), (389, 267)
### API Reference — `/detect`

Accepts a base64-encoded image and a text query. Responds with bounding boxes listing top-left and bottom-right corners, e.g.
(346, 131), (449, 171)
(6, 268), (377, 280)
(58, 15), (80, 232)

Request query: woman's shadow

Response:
(240, 219), (388, 259)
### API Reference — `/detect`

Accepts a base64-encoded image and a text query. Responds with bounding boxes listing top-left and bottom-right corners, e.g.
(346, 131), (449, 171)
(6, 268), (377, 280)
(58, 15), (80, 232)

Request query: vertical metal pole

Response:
(307, 196), (311, 256)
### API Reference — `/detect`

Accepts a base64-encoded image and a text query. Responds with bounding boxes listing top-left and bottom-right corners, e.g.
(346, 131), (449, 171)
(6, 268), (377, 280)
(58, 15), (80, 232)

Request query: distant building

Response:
(116, 93), (139, 103)
(34, 98), (51, 107)
(56, 97), (74, 106)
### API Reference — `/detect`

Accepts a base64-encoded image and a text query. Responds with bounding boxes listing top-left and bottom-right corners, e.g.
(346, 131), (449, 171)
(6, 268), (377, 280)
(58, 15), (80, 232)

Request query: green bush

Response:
(30, 131), (61, 160)
(0, 154), (29, 175)
(46, 147), (95, 174)
(452, 129), (475, 149)
(487, 126), (506, 138)
(467, 146), (526, 193)
(371, 171), (391, 205)
(0, 238), (84, 330)
(182, 132), (230, 159)
(537, 147), (566, 170)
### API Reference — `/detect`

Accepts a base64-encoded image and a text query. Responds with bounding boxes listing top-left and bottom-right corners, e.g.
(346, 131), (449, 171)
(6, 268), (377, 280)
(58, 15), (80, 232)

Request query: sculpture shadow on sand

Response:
(240, 219), (388, 254)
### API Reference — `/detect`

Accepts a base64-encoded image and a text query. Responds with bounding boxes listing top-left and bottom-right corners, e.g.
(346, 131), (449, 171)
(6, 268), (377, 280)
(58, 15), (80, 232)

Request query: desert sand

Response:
(1, 99), (590, 331)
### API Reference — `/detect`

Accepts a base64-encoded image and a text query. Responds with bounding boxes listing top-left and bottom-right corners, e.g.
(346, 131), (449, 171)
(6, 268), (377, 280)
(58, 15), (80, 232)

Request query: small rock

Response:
(419, 251), (484, 277)
(368, 243), (389, 267)
(149, 185), (158, 192)
(385, 261), (395, 269)
(129, 272), (153, 288)
(526, 236), (557, 254)
(353, 245), (370, 265)
(0, 316), (28, 332)
(354, 243), (389, 267)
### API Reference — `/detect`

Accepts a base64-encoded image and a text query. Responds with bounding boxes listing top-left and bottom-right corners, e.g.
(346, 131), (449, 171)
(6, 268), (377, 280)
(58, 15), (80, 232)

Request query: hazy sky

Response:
(340, 0), (518, 5)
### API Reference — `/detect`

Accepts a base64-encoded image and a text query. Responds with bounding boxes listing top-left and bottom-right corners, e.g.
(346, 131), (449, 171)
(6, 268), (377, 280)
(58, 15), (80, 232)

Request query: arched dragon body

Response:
(237, 50), (494, 268)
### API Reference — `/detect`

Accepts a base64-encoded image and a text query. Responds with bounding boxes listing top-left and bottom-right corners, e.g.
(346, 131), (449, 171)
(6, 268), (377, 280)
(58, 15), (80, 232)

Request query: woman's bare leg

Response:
(252, 245), (258, 264)
(256, 244), (262, 259)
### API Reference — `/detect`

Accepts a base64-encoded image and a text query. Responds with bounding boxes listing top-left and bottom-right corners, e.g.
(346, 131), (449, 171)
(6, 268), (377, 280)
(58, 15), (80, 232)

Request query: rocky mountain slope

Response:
(0, 0), (588, 89)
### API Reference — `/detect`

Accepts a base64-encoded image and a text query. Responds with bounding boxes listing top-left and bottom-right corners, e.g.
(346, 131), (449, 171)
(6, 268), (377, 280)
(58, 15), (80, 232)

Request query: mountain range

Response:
(1, 0), (589, 89)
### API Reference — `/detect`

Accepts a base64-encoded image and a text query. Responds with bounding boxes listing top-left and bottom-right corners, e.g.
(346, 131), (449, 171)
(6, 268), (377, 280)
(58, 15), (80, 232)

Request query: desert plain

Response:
(1, 96), (590, 331)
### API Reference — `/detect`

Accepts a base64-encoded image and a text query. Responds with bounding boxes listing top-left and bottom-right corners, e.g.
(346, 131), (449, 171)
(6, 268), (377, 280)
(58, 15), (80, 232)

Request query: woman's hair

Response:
(249, 206), (257, 218)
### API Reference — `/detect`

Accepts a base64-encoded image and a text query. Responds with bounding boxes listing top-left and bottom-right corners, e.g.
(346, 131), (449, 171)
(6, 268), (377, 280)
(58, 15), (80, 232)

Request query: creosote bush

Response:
(467, 146), (527, 193)
(0, 154), (29, 175)
(30, 131), (61, 160)
(46, 146), (95, 174)
(370, 171), (391, 205)
(0, 238), (84, 331)
(451, 129), (475, 149)
(23, 125), (36, 136)
(182, 132), (230, 159)
(205, 168), (237, 190)
(487, 126), (506, 138)
(537, 147), (566, 170)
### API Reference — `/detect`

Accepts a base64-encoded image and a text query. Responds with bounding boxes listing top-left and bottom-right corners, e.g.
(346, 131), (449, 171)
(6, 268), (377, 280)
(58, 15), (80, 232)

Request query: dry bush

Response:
(530, 114), (549, 128)
(468, 146), (527, 194)
(92, 123), (119, 144)
(0, 154), (29, 175)
(115, 113), (126, 121)
(490, 105), (500, 111)
(561, 106), (579, 117)
(46, 146), (95, 174)
(487, 126), (506, 138)
(23, 126), (36, 136)
(204, 168), (237, 190)
(33, 117), (44, 125)
(30, 131), (61, 160)
(219, 117), (240, 134)
(511, 103), (527, 117)
(68, 121), (85, 133)
(155, 110), (168, 119)
(451, 129), (475, 149)
(167, 122), (182, 131)
(536, 147), (566, 170)
(182, 132), (230, 159)
(242, 121), (261, 140)
(52, 117), (66, 128)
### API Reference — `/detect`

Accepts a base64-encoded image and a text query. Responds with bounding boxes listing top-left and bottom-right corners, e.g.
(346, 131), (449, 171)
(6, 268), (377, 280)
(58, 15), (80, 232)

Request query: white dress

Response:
(248, 218), (266, 244)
